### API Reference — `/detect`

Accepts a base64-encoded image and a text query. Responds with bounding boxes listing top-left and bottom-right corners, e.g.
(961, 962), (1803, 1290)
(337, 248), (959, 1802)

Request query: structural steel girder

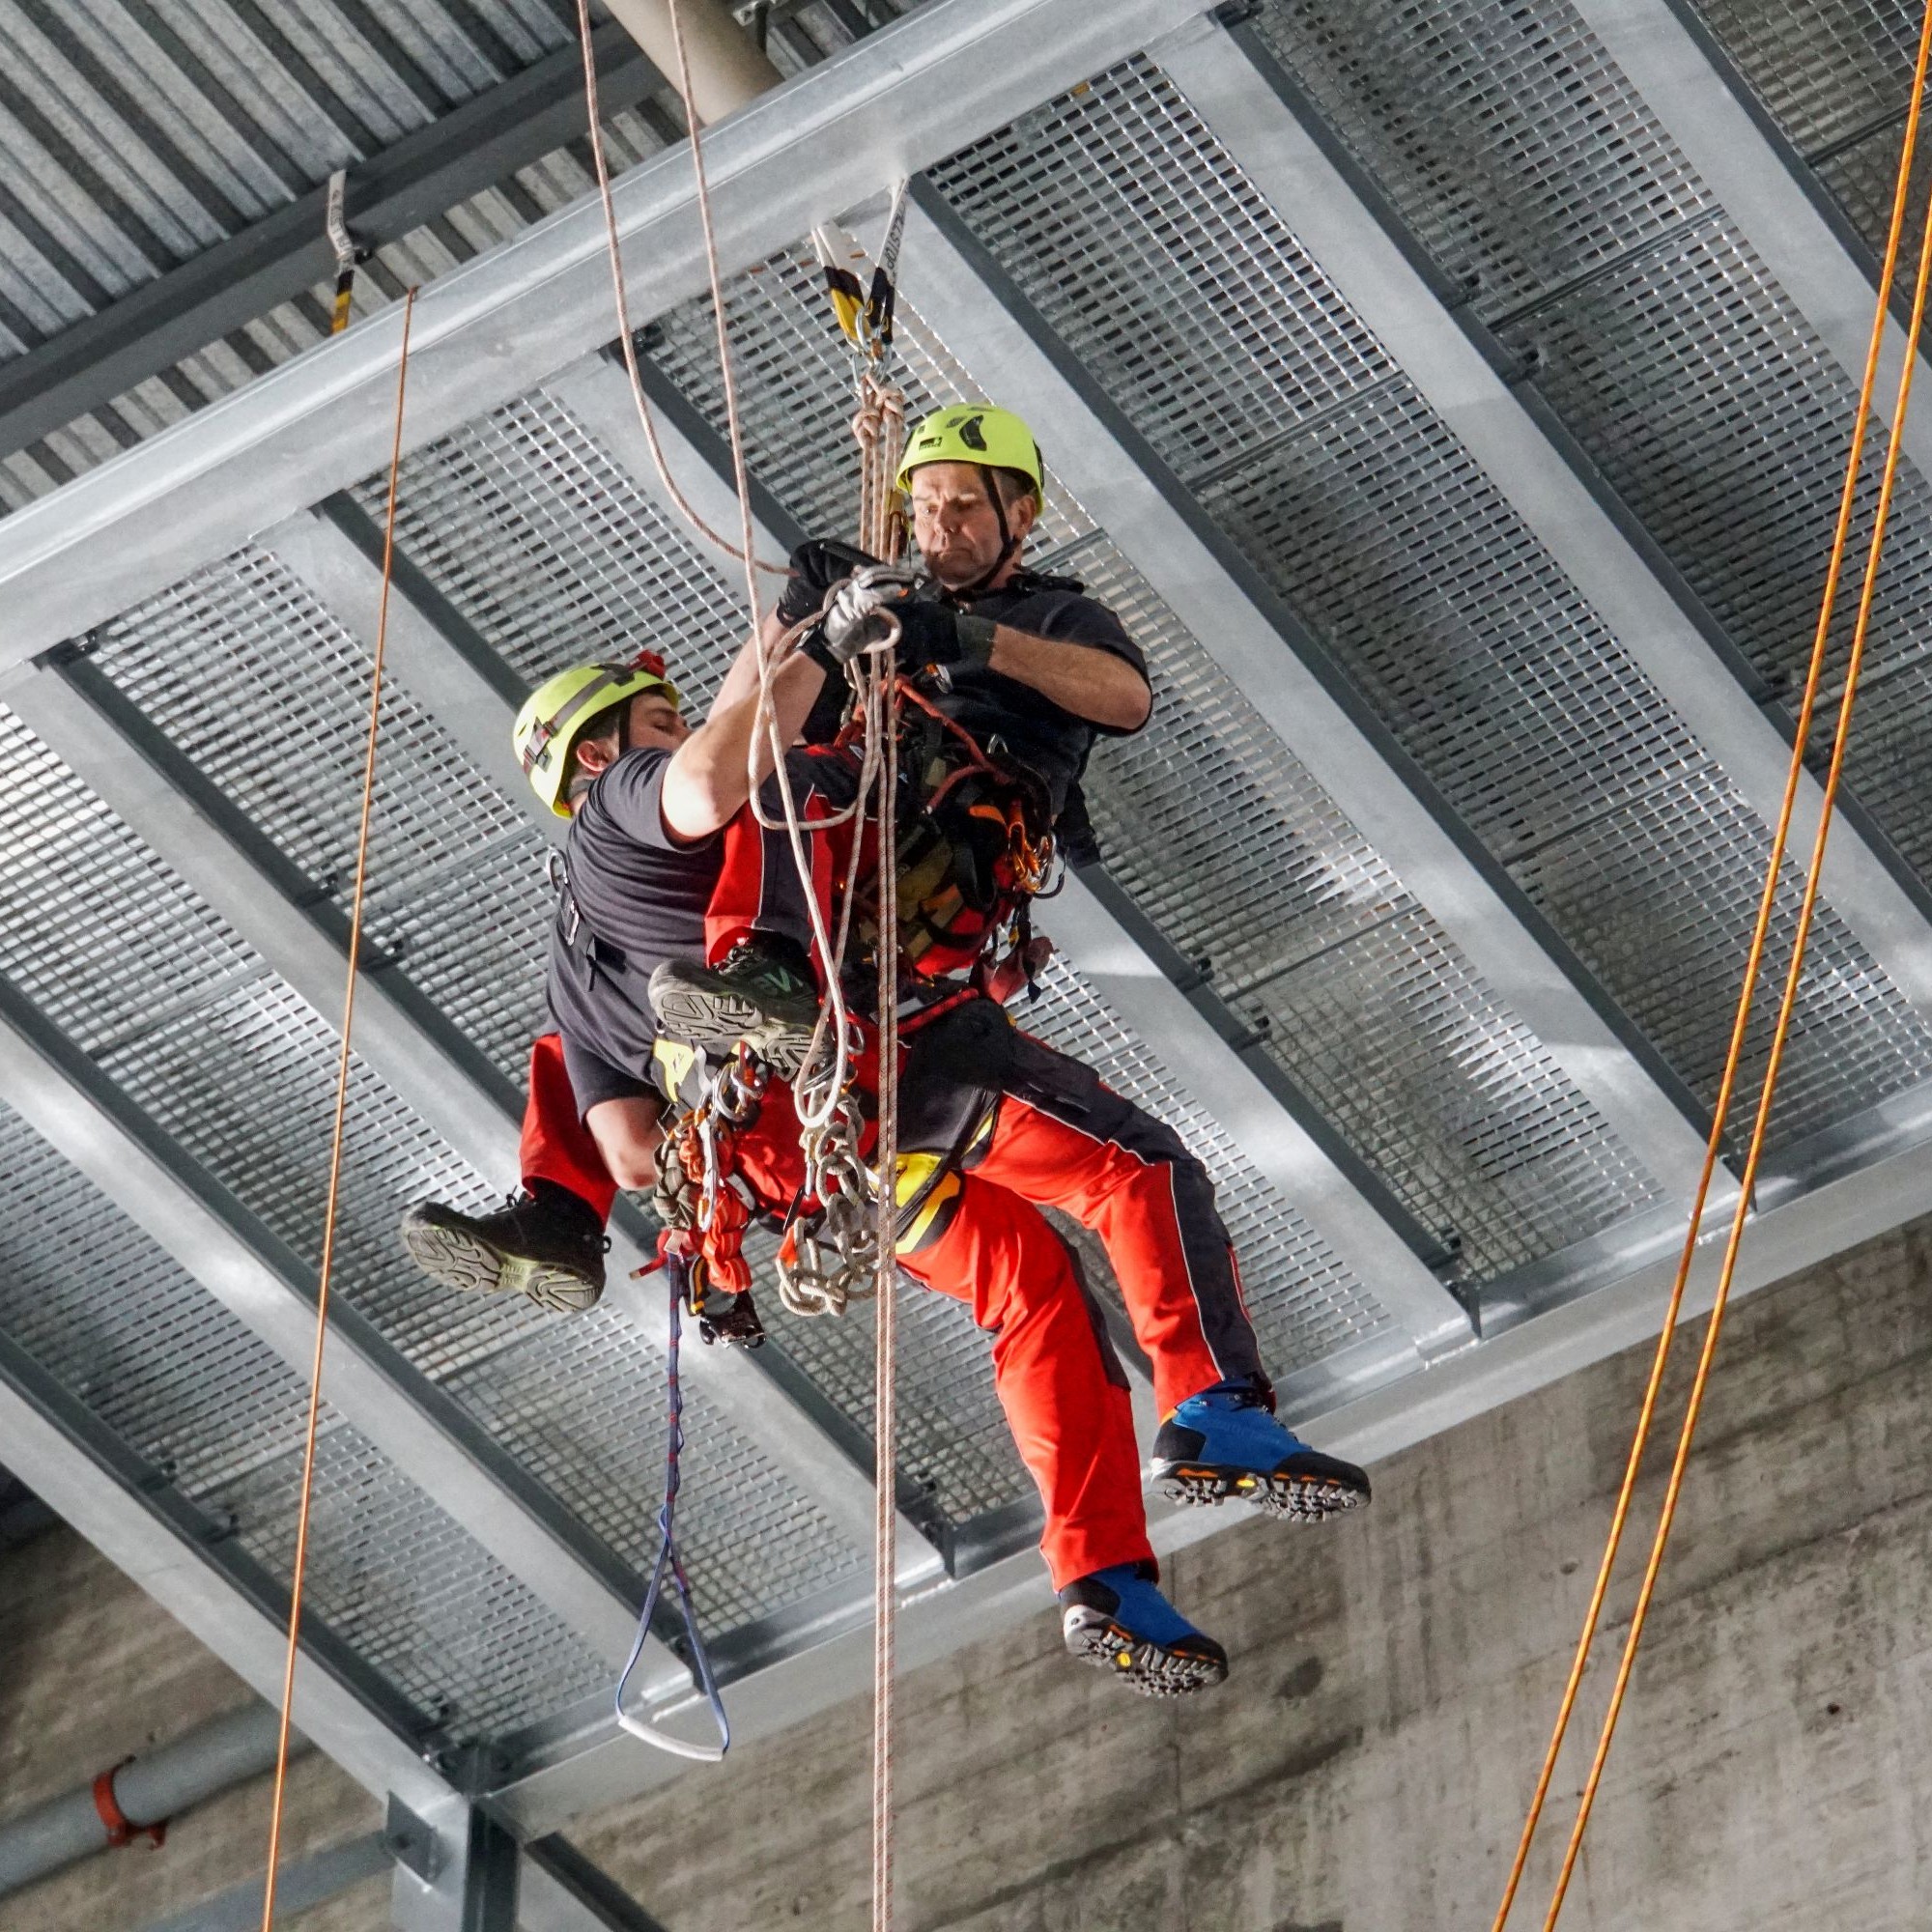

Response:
(1156, 17), (1932, 1036)
(0, 22), (668, 469)
(0, 966), (664, 1680)
(0, 1331), (450, 1817)
(5, 656), (923, 1587)
(1565, 0), (1932, 478)
(894, 183), (1724, 1203)
(0, 0), (1218, 666)
(553, 349), (1472, 1367)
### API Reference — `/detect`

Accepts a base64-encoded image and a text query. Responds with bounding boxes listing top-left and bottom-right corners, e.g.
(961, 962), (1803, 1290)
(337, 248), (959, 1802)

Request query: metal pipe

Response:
(0, 1703), (306, 1900)
(600, 0), (781, 125)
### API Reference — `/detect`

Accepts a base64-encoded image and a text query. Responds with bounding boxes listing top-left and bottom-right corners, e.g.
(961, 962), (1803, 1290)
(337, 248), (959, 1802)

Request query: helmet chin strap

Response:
(945, 469), (1020, 600)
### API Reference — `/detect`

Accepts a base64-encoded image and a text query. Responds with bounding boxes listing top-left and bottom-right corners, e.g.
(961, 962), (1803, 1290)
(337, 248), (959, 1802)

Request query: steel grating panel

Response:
(1047, 532), (1408, 994)
(354, 387), (753, 703)
(933, 53), (1932, 1154)
(0, 1103), (611, 1746)
(759, 1271), (1036, 1527)
(0, 1103), (308, 1497)
(89, 542), (554, 1083)
(1680, 0), (1918, 154)
(0, 694), (864, 1631)
(1043, 528), (1662, 1277)
(651, 222), (1663, 1283)
(1510, 766), (1932, 1146)
(215, 1425), (611, 1743)
(1019, 954), (1395, 1372)
(442, 1313), (867, 1630)
(1492, 221), (1932, 704)
(1243, 0), (1718, 326)
(1239, 906), (1657, 1266)
(0, 704), (265, 1046)
(1813, 128), (1932, 257)
(927, 61), (1392, 479)
(1201, 381), (1932, 1149)
(1243, 2), (1932, 927)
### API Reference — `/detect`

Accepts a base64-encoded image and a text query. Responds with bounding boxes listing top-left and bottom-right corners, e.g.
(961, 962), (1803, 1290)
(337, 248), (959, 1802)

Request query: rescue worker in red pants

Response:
(409, 401), (1151, 1306)
(425, 614), (1366, 1694)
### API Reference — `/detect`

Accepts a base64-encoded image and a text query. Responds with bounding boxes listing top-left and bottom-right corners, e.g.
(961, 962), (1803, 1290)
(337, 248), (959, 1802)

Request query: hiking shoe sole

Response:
(648, 981), (817, 1077)
(399, 1208), (603, 1315)
(1152, 1459), (1371, 1523)
(1062, 1608), (1228, 1698)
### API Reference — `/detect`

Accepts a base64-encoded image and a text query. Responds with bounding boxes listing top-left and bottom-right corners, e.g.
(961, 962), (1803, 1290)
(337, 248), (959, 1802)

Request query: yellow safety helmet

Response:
(513, 651), (680, 819)
(895, 404), (1045, 503)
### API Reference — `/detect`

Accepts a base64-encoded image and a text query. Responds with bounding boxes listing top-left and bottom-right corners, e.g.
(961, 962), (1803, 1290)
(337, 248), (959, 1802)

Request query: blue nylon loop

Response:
(612, 1253), (730, 1761)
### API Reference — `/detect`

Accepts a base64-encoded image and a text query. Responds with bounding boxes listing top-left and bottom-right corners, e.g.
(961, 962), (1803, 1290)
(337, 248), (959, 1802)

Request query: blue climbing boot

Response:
(1058, 1562), (1228, 1698)
(1151, 1379), (1371, 1522)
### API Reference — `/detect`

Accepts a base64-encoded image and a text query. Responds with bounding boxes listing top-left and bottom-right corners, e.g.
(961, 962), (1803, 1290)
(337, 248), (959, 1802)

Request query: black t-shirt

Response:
(545, 748), (717, 1079)
(935, 573), (1148, 814)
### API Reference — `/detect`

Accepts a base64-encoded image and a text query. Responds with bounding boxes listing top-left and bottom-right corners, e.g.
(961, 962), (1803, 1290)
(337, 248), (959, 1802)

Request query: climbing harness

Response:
(612, 1247), (732, 1764)
(258, 286), (417, 1932)
(1493, 3), (1932, 1923)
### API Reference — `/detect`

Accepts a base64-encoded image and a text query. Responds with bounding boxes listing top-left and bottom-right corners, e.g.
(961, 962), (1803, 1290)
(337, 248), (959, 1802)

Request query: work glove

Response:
(775, 539), (880, 628)
(823, 566), (999, 671)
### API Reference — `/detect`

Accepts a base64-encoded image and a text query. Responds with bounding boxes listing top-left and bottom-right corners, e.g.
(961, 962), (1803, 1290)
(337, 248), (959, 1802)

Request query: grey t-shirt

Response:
(544, 748), (717, 1081)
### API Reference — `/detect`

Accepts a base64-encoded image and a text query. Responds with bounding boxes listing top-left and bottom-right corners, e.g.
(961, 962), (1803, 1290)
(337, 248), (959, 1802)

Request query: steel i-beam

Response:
(893, 184), (1722, 1204)
(1155, 13), (1932, 1036)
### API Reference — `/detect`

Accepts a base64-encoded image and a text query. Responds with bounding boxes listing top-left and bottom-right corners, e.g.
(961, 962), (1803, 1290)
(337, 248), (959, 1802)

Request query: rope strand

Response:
(258, 286), (416, 1932)
(1492, 4), (1932, 1920)
(1537, 44), (1932, 1926)
(574, 0), (784, 575)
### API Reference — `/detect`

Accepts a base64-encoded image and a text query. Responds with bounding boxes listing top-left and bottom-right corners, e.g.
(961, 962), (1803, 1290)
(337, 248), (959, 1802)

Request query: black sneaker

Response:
(399, 1180), (607, 1315)
(648, 937), (820, 1075)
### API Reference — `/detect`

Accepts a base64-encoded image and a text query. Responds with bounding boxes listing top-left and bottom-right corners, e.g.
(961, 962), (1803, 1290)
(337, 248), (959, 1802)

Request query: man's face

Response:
(625, 690), (689, 753)
(910, 461), (1037, 589)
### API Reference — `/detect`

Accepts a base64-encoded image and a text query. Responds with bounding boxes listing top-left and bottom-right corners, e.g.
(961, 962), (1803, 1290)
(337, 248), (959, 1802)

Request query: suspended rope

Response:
(575, 0), (785, 576)
(259, 286), (416, 1932)
(601, 8), (911, 1920)
(1492, 6), (1932, 1922)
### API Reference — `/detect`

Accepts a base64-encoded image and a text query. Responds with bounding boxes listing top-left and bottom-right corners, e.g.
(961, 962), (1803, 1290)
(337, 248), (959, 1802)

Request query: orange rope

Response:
(258, 285), (416, 1932)
(1492, 6), (1932, 1922)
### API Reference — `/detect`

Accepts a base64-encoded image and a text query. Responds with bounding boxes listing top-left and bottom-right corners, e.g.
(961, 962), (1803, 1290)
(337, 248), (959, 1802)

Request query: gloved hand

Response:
(821, 563), (924, 663)
(823, 566), (999, 670)
(775, 539), (881, 628)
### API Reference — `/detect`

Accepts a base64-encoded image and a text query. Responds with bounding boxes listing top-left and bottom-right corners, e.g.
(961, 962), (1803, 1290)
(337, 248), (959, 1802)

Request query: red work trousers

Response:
(518, 1013), (1266, 1589)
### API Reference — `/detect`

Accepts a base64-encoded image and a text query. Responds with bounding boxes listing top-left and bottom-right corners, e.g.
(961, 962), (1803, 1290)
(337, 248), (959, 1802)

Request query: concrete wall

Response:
(8, 1215), (1932, 1930)
(0, 1524), (385, 1931)
(569, 1215), (1932, 1931)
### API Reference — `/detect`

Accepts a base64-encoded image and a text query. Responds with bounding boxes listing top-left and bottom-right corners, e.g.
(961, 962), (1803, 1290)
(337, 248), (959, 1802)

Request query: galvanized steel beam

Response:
(0, 23), (668, 469)
(1155, 16), (1932, 1037)
(0, 0), (1218, 667)
(1564, 0), (1932, 479)
(895, 185), (1724, 1203)
(0, 964), (662, 1680)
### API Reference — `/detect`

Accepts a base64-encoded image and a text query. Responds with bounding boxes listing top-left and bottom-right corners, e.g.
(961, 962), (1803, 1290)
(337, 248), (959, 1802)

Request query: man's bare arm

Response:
(708, 611), (790, 715)
(983, 625), (1152, 731)
(660, 642), (827, 840)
